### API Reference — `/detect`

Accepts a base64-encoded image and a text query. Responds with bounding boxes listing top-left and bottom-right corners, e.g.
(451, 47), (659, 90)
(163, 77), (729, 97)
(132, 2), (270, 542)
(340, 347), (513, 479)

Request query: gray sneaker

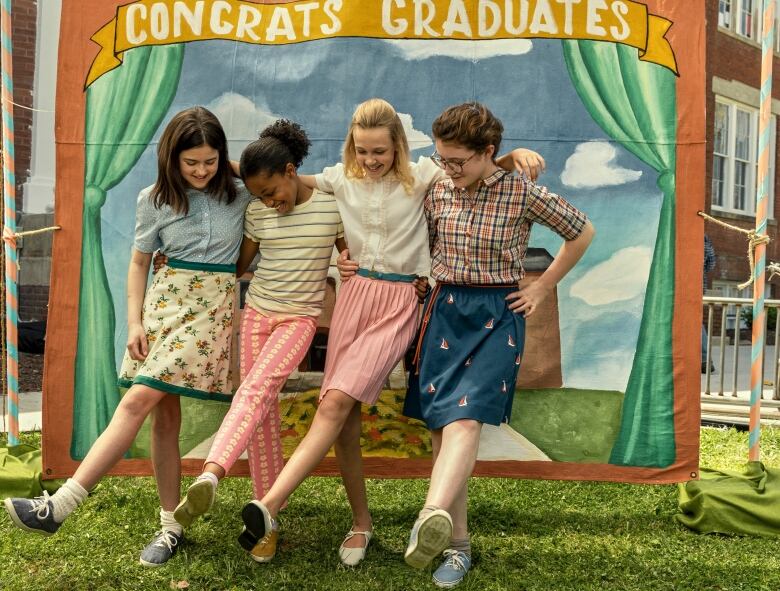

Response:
(139, 530), (183, 567)
(433, 550), (472, 588)
(4, 493), (62, 535)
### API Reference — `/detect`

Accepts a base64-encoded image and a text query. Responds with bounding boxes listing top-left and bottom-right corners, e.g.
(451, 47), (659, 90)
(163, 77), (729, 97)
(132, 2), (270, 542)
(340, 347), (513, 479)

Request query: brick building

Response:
(5, 0), (35, 213)
(706, 1), (780, 334)
(4, 0), (57, 321)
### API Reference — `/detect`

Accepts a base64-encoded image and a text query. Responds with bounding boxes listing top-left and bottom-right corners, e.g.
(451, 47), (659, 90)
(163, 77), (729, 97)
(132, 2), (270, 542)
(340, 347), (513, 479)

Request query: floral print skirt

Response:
(117, 258), (236, 402)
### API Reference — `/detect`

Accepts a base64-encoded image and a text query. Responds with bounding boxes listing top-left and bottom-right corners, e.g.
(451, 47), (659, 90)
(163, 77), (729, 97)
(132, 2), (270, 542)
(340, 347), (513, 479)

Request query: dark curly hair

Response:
(239, 119), (311, 179)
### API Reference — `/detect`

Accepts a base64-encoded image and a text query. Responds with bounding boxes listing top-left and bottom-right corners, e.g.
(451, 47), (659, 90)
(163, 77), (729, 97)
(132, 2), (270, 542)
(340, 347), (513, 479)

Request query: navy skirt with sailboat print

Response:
(403, 284), (526, 430)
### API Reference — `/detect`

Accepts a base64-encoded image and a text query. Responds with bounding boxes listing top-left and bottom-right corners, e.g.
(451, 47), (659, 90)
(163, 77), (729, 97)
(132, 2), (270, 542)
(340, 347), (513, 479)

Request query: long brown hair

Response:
(342, 98), (415, 194)
(151, 106), (236, 215)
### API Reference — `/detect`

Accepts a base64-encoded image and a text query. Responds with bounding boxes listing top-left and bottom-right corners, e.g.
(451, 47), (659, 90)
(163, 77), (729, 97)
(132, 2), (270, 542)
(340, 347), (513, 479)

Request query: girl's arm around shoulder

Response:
(496, 148), (546, 181)
(236, 235), (260, 278)
(506, 220), (595, 317)
(299, 174), (318, 190)
(126, 249), (153, 361)
(306, 163), (344, 194)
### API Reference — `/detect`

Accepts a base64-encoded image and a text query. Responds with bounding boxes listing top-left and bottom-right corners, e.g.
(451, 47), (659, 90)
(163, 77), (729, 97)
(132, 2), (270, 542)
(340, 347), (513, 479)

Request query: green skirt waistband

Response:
(167, 258), (236, 273)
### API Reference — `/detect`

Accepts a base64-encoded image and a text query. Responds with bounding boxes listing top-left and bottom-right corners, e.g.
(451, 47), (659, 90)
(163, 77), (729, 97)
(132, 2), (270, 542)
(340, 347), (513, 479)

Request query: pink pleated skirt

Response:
(321, 274), (419, 404)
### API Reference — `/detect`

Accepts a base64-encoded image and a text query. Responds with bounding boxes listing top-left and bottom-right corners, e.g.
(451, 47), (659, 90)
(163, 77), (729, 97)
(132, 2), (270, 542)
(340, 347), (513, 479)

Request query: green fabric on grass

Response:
(676, 461), (780, 537)
(0, 445), (62, 498)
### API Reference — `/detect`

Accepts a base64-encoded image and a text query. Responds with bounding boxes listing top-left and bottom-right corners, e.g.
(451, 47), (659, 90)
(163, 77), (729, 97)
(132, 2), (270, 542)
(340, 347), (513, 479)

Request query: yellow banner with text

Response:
(86, 0), (677, 86)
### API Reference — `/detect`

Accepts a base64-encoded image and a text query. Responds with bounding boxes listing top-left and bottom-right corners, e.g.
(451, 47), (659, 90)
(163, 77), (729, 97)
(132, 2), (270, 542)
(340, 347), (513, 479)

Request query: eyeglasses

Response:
(430, 151), (477, 174)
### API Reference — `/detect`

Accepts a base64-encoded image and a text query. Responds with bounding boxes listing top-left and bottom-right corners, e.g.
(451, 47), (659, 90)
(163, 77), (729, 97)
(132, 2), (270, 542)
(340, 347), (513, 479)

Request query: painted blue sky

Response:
(102, 37), (665, 390)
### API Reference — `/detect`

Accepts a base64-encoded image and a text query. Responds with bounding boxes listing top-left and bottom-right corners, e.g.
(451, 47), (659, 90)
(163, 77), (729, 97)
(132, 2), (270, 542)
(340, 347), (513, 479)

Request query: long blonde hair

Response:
(342, 98), (415, 194)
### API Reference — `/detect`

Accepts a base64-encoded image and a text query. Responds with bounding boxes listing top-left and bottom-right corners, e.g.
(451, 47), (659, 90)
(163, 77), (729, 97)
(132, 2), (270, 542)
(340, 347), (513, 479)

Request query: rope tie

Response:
(2, 226), (62, 271)
(698, 211), (771, 290)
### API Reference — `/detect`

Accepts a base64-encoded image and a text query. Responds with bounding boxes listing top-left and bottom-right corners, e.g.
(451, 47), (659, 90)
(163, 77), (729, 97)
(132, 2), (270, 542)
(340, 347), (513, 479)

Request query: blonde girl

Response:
(236, 98), (545, 566)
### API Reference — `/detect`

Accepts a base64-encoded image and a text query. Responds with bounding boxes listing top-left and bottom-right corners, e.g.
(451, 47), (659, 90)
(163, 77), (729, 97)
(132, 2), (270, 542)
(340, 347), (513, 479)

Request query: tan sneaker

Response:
(249, 528), (278, 563)
(173, 478), (215, 527)
(404, 509), (453, 570)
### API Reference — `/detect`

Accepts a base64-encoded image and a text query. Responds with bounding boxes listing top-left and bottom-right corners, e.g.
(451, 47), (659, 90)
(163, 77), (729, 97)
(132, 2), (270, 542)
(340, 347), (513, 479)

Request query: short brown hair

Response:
(151, 106), (236, 215)
(432, 102), (503, 157)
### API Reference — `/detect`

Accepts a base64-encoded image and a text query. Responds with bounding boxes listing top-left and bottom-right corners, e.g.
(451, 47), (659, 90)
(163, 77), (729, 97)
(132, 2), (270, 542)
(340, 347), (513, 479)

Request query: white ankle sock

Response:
(50, 478), (89, 523)
(160, 509), (183, 536)
(196, 471), (218, 489)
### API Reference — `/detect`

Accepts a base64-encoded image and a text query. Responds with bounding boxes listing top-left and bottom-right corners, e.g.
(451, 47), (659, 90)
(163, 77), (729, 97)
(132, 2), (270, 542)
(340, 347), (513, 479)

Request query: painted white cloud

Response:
(385, 38), (532, 60)
(207, 93), (281, 159)
(399, 112), (433, 150)
(569, 246), (652, 306)
(561, 142), (642, 189)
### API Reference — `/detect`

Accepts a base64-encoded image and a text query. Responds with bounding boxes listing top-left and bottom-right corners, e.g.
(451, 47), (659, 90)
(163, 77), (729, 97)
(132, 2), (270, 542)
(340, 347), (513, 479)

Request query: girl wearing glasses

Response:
(403, 102), (595, 587)
(236, 98), (544, 567)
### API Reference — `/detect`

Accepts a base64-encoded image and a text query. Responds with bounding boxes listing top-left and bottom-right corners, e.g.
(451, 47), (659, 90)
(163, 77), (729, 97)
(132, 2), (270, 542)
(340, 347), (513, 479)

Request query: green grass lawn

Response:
(2, 427), (780, 591)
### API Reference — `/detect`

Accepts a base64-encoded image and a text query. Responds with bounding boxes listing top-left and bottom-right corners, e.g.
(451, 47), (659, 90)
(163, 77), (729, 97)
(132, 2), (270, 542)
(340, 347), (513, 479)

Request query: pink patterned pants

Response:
(206, 305), (316, 499)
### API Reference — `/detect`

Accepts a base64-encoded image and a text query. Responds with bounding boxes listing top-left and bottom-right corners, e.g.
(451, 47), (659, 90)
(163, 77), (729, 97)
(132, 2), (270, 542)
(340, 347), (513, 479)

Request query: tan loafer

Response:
(338, 528), (373, 566)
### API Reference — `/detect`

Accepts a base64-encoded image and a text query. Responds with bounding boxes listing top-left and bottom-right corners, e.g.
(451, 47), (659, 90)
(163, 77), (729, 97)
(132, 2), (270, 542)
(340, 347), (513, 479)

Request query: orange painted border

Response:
(43, 0), (705, 484)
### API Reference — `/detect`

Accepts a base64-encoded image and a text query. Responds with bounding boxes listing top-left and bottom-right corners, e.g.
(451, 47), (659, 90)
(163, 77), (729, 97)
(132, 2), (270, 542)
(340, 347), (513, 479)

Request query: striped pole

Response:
(0, 0), (18, 446)
(749, 0), (776, 462)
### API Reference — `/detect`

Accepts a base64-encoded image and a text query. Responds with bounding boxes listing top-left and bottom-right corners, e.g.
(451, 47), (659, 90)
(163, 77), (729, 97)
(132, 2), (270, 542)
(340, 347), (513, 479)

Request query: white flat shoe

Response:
(338, 528), (373, 566)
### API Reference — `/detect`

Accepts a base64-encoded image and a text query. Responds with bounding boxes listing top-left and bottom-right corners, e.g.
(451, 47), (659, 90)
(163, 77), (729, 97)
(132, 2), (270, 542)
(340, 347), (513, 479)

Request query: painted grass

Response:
(510, 388), (625, 463)
(1, 427), (779, 590)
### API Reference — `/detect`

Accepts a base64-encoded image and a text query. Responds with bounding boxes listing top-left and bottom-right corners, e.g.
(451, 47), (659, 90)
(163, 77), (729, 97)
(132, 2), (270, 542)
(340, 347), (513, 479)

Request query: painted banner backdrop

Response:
(43, 0), (705, 484)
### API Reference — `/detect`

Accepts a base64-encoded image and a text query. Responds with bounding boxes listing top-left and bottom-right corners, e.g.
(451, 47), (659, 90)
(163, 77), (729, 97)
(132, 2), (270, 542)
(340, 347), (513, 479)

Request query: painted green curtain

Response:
(71, 46), (184, 459)
(563, 40), (677, 467)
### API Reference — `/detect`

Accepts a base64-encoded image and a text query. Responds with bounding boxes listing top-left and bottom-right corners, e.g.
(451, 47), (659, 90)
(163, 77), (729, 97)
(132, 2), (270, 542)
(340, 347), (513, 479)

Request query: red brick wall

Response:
(705, 1), (780, 298)
(7, 0), (36, 213)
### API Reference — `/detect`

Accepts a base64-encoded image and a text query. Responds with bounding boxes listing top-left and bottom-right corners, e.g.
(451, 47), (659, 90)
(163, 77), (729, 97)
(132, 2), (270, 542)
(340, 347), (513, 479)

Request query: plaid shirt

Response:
(425, 170), (588, 285)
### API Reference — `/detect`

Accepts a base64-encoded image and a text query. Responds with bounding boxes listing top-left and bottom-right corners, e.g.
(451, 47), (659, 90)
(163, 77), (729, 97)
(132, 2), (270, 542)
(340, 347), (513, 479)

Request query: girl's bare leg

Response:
(335, 402), (372, 548)
(151, 394), (183, 511)
(72, 384), (168, 490)
(260, 389), (357, 516)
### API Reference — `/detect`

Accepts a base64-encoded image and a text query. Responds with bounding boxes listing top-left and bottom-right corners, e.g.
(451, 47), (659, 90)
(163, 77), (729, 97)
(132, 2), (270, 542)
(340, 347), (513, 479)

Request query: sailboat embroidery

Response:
(484, 319), (494, 329)
(440, 339), (449, 350)
(458, 395), (468, 407)
(465, 357), (473, 367)
(427, 383), (436, 393)
(447, 293), (455, 304)
(507, 334), (516, 347)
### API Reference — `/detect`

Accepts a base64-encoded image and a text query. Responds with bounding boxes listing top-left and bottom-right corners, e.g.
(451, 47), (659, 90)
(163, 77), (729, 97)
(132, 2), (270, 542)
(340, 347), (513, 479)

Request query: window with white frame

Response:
(719, 0), (731, 29)
(739, 0), (756, 38)
(721, 0), (780, 49)
(718, 0), (767, 41)
(711, 98), (776, 217)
